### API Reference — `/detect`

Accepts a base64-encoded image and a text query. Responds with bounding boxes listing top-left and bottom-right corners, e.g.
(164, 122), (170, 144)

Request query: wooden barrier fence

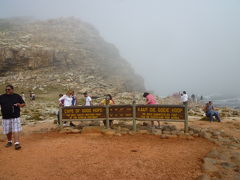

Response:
(59, 104), (188, 132)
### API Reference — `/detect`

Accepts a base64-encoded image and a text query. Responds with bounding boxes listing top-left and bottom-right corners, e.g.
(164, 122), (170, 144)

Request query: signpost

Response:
(136, 105), (185, 120)
(109, 105), (133, 119)
(60, 104), (188, 132)
(62, 106), (106, 120)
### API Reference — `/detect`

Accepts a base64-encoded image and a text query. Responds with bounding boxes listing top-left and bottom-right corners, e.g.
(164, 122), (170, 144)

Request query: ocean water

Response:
(213, 98), (240, 109)
(203, 95), (240, 109)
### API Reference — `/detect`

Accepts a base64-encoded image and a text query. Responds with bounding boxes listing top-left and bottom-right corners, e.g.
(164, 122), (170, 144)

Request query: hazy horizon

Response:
(1, 0), (240, 97)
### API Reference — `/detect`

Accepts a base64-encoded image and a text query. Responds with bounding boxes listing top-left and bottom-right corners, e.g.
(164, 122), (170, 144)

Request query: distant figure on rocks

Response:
(21, 92), (25, 101)
(0, 85), (25, 150)
(31, 92), (36, 100)
(59, 90), (75, 127)
(100, 94), (115, 128)
(204, 101), (221, 122)
(181, 91), (188, 106)
(29, 91), (32, 100)
(83, 92), (92, 106)
(143, 92), (160, 128)
(29, 92), (35, 101)
(191, 94), (196, 103)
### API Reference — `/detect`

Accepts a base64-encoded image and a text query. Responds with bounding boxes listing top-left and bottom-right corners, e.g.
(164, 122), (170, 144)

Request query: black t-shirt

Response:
(0, 93), (25, 119)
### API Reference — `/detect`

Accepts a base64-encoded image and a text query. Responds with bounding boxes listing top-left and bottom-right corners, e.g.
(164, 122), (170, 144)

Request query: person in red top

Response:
(143, 92), (160, 128)
(143, 92), (157, 104)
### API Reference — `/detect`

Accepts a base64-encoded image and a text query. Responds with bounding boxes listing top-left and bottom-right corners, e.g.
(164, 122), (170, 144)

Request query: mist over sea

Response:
(204, 94), (240, 109)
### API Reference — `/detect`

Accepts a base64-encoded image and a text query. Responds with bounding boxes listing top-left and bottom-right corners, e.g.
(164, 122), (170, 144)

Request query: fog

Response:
(1, 0), (240, 97)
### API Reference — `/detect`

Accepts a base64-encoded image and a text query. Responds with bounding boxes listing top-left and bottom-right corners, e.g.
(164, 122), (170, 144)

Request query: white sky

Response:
(1, 0), (240, 96)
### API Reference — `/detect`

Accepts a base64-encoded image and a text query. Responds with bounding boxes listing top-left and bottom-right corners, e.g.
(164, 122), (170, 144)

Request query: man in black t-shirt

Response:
(0, 85), (25, 150)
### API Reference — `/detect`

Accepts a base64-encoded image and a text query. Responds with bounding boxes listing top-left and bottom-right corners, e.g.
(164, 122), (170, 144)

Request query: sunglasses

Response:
(5, 88), (12, 91)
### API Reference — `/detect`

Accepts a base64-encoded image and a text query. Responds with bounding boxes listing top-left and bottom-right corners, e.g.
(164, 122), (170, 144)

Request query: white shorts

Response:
(2, 118), (22, 134)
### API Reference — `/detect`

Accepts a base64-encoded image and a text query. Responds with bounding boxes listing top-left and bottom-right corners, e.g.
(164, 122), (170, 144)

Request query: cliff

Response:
(0, 17), (145, 93)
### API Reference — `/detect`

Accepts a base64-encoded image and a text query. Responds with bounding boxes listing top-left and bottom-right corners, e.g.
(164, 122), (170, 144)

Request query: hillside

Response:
(0, 17), (145, 94)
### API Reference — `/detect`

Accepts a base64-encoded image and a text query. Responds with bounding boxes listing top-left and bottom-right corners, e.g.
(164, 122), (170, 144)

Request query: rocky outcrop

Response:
(0, 17), (145, 91)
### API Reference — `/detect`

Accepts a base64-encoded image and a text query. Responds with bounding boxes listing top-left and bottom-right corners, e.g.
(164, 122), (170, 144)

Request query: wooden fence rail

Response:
(60, 104), (188, 132)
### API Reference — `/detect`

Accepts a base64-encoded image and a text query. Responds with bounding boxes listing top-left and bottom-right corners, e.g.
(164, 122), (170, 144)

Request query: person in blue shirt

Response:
(204, 101), (221, 122)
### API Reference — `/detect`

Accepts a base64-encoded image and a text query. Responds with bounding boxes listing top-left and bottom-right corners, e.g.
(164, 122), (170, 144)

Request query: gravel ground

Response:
(0, 132), (214, 180)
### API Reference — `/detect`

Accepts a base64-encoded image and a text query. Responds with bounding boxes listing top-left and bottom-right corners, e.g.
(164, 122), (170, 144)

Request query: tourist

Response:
(31, 92), (36, 100)
(29, 92), (36, 101)
(204, 101), (221, 122)
(83, 92), (92, 106)
(59, 94), (64, 106)
(181, 91), (188, 106)
(0, 85), (25, 150)
(71, 91), (77, 106)
(143, 92), (160, 128)
(21, 92), (26, 101)
(57, 94), (64, 125)
(59, 90), (75, 127)
(70, 91), (77, 127)
(191, 94), (196, 103)
(100, 94), (115, 128)
(29, 91), (32, 100)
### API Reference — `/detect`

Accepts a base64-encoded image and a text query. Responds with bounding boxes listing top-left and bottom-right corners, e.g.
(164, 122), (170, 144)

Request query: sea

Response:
(203, 95), (240, 109)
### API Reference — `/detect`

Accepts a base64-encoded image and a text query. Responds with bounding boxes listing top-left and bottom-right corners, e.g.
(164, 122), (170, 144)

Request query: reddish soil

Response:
(0, 132), (214, 180)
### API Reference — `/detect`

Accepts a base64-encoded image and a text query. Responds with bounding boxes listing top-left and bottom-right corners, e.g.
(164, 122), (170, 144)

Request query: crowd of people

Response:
(0, 84), (222, 150)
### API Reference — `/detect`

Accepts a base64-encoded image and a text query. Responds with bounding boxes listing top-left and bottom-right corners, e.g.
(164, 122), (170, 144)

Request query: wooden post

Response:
(59, 107), (63, 128)
(184, 103), (188, 133)
(106, 105), (110, 129)
(132, 102), (137, 132)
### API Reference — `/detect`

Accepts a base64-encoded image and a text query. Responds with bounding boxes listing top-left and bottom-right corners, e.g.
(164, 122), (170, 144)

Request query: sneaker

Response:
(5, 142), (12, 147)
(15, 144), (21, 150)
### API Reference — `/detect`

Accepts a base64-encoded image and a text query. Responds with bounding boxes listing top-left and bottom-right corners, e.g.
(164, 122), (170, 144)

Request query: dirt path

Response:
(0, 132), (214, 180)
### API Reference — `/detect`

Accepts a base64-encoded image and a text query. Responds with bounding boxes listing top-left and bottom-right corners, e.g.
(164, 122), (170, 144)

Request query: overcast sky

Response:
(1, 0), (240, 96)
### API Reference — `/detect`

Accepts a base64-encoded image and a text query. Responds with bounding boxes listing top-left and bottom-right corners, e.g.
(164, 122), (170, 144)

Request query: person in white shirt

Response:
(180, 91), (188, 106)
(83, 92), (92, 106)
(59, 90), (75, 126)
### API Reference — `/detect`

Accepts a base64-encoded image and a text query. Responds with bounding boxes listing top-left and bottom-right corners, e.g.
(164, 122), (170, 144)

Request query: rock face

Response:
(0, 17), (145, 92)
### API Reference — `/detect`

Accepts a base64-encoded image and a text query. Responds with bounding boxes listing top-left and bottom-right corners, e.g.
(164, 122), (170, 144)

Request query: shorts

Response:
(2, 118), (22, 134)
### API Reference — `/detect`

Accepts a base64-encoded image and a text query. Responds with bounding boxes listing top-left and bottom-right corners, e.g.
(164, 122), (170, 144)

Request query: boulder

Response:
(162, 130), (171, 135)
(160, 134), (168, 139)
(153, 129), (162, 135)
(233, 175), (240, 180)
(231, 152), (240, 165)
(202, 158), (218, 173)
(196, 174), (211, 180)
(101, 129), (116, 136)
(206, 149), (229, 161)
(138, 130), (149, 134)
(59, 127), (81, 134)
(200, 131), (212, 139)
